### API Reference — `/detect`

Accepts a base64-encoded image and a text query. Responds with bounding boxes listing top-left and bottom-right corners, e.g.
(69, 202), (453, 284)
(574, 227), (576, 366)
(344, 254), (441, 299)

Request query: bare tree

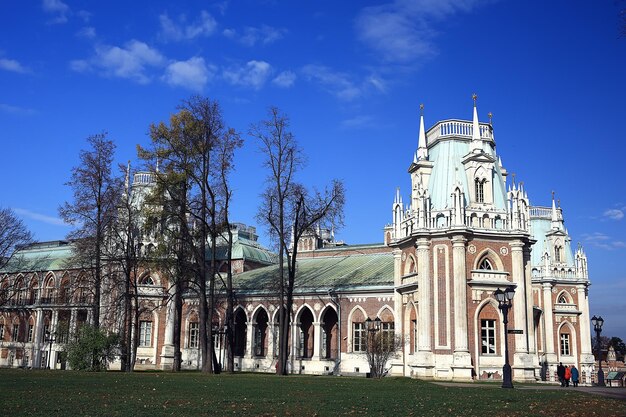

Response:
(140, 97), (240, 373)
(251, 107), (345, 375)
(364, 322), (402, 378)
(59, 133), (121, 329)
(0, 207), (34, 270)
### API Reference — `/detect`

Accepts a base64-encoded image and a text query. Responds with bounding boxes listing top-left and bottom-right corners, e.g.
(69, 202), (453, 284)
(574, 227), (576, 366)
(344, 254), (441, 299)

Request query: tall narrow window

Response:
(381, 322), (395, 349)
(27, 324), (34, 342)
(0, 320), (4, 341)
(352, 322), (366, 352)
(411, 319), (417, 354)
(560, 333), (570, 355)
(139, 321), (152, 347)
(254, 325), (265, 356)
(475, 178), (485, 203)
(188, 322), (199, 348)
(555, 246), (562, 263)
(481, 319), (496, 354)
(12, 324), (19, 341)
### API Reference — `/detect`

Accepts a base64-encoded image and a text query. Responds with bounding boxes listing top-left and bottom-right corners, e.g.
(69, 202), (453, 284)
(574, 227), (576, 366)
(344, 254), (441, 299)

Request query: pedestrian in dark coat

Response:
(557, 362), (565, 387)
(571, 365), (579, 387)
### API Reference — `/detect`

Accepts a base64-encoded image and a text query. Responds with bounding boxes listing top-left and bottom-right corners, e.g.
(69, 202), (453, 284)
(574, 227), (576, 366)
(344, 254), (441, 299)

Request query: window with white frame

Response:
(481, 319), (496, 354)
(381, 322), (395, 349)
(0, 321), (4, 341)
(188, 322), (199, 348)
(139, 321), (152, 347)
(12, 324), (19, 341)
(27, 324), (34, 342)
(352, 322), (366, 352)
(560, 333), (571, 355)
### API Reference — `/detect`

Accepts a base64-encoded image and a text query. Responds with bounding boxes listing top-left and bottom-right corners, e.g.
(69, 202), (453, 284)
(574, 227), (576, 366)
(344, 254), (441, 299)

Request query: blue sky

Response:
(1, 1), (625, 339)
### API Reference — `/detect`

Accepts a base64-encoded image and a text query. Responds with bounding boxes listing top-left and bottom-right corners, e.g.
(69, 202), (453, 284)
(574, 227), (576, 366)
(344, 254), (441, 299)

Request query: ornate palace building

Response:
(0, 99), (594, 384)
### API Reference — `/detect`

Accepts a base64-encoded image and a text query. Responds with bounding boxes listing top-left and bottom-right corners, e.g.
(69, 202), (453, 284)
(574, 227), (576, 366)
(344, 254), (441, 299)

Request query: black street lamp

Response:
(44, 330), (55, 370)
(494, 286), (515, 389)
(591, 315), (605, 386)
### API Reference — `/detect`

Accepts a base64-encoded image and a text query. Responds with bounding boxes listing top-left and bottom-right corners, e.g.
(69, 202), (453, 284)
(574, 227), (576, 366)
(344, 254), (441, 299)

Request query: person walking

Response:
(564, 365), (571, 387)
(557, 362), (565, 387)
(571, 365), (579, 387)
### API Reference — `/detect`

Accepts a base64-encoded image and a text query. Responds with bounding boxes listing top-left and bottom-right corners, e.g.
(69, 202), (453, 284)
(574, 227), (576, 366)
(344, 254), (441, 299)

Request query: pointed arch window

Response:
(558, 294), (568, 304)
(478, 258), (494, 270)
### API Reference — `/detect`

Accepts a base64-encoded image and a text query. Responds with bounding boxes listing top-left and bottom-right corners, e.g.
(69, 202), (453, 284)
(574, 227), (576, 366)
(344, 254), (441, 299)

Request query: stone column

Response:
(160, 287), (176, 370)
(415, 238), (433, 377)
(542, 283), (556, 358)
(312, 321), (321, 360)
(245, 321), (254, 360)
(451, 235), (472, 379)
(392, 249), (405, 372)
(510, 240), (535, 381)
(577, 285), (595, 368)
(34, 309), (44, 368)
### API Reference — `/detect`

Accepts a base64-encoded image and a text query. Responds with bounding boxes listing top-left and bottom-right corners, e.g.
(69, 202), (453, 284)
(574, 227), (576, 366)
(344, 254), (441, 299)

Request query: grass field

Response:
(0, 369), (624, 417)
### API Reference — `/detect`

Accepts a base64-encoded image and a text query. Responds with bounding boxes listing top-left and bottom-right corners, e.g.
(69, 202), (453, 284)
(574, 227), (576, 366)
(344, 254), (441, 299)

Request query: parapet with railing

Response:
(426, 119), (494, 145)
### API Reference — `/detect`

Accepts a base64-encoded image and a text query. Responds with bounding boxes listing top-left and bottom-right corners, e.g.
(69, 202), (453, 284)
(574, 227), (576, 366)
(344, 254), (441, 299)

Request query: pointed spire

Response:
(551, 191), (560, 230)
(395, 187), (400, 204)
(472, 93), (481, 141)
(417, 103), (428, 160)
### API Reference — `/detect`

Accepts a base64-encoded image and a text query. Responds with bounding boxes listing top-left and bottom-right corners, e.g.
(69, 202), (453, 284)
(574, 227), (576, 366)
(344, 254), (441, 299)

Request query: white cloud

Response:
(71, 40), (165, 84)
(14, 208), (67, 226)
(0, 103), (36, 115)
(355, 0), (489, 64)
(272, 71), (296, 88)
(223, 25), (286, 47)
(341, 115), (375, 129)
(223, 60), (272, 90)
(42, 0), (70, 24)
(603, 209), (624, 221)
(159, 11), (217, 41)
(0, 58), (30, 74)
(301, 65), (362, 101)
(163, 57), (215, 91)
(77, 26), (96, 39)
(581, 232), (626, 250)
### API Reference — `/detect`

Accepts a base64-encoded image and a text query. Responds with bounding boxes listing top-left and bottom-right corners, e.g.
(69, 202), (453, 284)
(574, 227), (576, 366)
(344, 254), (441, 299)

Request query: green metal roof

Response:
(210, 237), (276, 265)
(232, 251), (394, 295)
(0, 241), (75, 273)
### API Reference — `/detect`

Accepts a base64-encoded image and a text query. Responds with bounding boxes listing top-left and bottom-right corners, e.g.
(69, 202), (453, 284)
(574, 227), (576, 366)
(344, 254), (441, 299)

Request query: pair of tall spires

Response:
(415, 94), (492, 162)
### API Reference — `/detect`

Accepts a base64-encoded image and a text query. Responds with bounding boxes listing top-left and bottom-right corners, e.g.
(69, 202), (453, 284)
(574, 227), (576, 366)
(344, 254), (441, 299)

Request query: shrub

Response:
(64, 324), (119, 371)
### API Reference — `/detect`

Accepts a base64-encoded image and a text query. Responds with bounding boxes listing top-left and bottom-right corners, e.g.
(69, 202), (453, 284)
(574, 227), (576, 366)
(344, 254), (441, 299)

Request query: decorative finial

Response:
(488, 112), (493, 125)
(552, 190), (555, 200)
(512, 173), (516, 184)
(558, 199), (561, 208)
(419, 103), (424, 115)
(472, 93), (478, 105)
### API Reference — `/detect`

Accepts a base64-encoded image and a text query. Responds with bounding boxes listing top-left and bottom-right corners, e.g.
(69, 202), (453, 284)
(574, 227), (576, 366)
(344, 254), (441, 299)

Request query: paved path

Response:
(432, 382), (626, 401)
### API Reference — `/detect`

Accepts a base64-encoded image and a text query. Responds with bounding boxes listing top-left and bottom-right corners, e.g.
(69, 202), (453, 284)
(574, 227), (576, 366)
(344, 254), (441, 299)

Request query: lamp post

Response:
(364, 317), (381, 378)
(494, 286), (515, 389)
(44, 330), (55, 370)
(591, 315), (605, 386)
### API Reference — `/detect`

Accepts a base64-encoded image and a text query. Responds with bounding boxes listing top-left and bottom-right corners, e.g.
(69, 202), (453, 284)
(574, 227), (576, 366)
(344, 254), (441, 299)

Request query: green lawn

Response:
(0, 369), (624, 417)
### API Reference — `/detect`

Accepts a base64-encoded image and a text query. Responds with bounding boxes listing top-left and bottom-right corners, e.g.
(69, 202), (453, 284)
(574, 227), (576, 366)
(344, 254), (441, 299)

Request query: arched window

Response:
(233, 308), (247, 357)
(478, 258), (494, 270)
(141, 276), (155, 286)
(558, 294), (568, 304)
(475, 178), (485, 203)
(554, 246), (563, 263)
(253, 308), (269, 357)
